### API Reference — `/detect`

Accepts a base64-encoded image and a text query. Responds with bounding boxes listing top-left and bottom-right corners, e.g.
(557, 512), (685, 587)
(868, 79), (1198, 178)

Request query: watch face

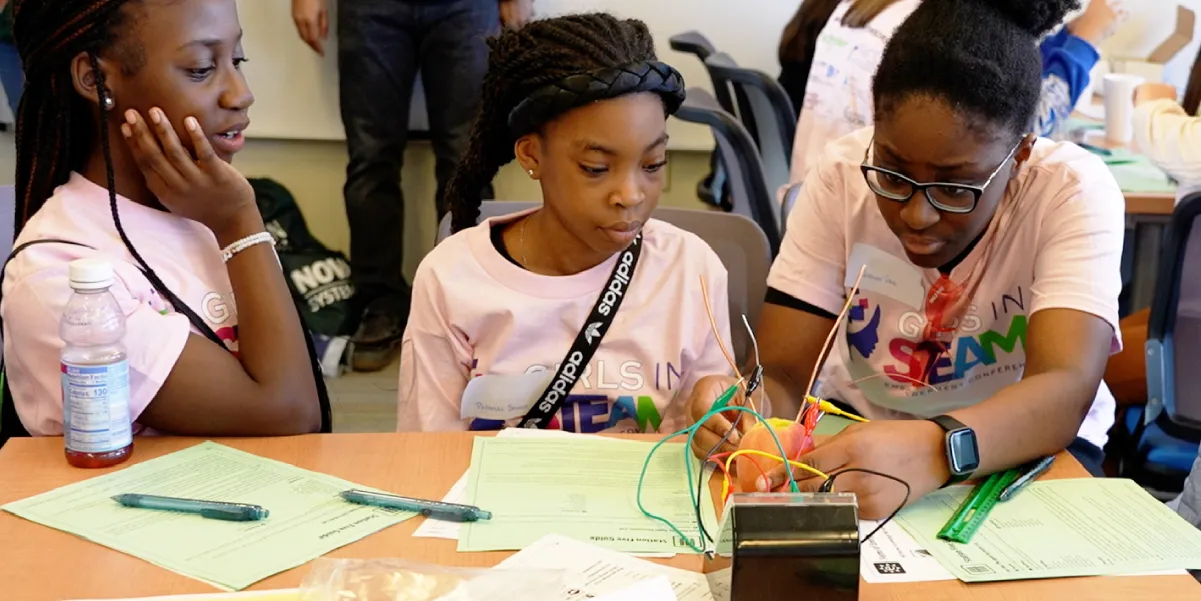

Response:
(946, 429), (980, 475)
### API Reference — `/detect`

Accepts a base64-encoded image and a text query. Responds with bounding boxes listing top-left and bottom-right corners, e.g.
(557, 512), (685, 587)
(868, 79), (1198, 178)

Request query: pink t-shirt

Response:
(769, 127), (1125, 449)
(397, 210), (734, 434)
(1, 173), (239, 436)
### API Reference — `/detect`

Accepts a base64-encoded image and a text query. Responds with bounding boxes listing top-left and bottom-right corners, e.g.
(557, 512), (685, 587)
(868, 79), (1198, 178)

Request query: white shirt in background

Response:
(788, 0), (921, 186)
(1133, 98), (1201, 202)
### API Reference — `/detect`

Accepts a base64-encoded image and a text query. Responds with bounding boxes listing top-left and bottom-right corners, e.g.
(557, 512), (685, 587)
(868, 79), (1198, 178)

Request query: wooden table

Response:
(1, 433), (1198, 600)
(1126, 191), (1175, 216)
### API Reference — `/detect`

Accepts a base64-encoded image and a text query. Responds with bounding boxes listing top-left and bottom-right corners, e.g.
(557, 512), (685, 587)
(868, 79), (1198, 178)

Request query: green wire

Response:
(635, 402), (801, 554)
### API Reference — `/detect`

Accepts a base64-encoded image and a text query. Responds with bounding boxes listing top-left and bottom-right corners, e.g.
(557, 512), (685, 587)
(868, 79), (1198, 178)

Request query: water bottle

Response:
(60, 258), (132, 468)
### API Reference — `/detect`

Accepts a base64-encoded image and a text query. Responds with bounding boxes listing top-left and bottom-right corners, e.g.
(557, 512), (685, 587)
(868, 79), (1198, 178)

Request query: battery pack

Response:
(707, 492), (860, 600)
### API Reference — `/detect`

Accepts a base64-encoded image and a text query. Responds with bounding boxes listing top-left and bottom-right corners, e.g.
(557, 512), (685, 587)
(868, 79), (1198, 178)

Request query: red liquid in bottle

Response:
(66, 443), (132, 469)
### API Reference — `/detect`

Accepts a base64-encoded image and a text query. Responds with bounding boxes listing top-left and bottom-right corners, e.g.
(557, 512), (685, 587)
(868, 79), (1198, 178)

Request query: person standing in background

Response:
(786, 0), (1122, 188)
(0, 0), (21, 117)
(776, 0), (841, 113)
(291, 0), (533, 372)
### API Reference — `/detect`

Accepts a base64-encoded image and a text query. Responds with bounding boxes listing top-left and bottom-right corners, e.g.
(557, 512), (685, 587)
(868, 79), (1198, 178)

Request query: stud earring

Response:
(101, 96), (115, 111)
(527, 169), (535, 178)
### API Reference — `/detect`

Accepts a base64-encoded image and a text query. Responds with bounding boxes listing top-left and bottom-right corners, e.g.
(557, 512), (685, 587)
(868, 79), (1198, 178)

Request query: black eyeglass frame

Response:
(859, 138), (1023, 214)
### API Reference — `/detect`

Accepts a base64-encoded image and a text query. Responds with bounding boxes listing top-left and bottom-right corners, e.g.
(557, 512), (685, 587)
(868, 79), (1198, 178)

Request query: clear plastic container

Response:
(60, 258), (132, 468)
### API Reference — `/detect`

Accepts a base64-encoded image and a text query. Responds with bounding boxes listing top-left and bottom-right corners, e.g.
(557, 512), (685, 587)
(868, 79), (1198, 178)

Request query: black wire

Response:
(694, 410), (745, 545)
(820, 468), (911, 544)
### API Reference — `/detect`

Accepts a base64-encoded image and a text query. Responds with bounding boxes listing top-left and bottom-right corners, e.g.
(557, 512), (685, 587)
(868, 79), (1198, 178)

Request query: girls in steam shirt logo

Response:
(466, 359), (685, 433)
(848, 287), (1030, 387)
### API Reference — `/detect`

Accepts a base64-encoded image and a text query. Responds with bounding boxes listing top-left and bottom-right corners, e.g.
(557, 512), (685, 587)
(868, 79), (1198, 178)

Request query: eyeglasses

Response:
(860, 138), (1022, 214)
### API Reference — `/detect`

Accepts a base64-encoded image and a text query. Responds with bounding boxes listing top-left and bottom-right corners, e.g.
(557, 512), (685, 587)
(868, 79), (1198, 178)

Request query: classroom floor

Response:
(326, 360), (400, 433)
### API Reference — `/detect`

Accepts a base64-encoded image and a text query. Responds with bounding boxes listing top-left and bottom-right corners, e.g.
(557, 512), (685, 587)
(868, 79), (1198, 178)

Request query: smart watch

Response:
(929, 415), (979, 486)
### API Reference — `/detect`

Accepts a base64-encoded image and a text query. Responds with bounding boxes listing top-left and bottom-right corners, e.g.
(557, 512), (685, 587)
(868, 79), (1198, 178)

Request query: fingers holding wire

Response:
(691, 412), (742, 458)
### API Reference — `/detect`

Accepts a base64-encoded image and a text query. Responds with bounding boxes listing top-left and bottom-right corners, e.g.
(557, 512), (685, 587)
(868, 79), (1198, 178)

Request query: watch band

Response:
(930, 414), (968, 434)
(930, 414), (973, 486)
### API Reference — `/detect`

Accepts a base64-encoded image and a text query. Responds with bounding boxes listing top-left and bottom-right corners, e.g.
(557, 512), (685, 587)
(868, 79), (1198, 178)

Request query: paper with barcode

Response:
(860, 518), (1185, 583)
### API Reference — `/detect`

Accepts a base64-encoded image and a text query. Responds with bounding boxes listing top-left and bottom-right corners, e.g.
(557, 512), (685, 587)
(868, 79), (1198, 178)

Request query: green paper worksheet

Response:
(895, 478), (1201, 582)
(458, 437), (719, 555)
(3, 441), (415, 590)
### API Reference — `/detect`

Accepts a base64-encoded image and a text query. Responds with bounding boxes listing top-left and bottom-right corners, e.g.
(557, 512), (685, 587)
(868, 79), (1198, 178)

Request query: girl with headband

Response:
(397, 13), (734, 434)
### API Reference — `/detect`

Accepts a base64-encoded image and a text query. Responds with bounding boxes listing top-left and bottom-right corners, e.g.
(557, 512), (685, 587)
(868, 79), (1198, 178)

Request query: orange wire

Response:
(700, 275), (758, 414)
(701, 275), (740, 380)
(796, 265), (868, 422)
(847, 371), (940, 392)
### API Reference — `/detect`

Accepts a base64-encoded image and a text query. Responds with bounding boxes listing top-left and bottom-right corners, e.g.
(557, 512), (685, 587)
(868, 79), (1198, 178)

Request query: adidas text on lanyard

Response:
(518, 233), (644, 429)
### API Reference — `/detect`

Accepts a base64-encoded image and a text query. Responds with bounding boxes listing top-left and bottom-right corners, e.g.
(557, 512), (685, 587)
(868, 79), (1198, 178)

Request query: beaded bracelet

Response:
(221, 231), (276, 263)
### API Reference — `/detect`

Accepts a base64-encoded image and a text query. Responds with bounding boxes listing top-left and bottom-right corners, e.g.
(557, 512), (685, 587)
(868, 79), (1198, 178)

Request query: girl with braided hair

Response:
(1, 0), (329, 439)
(397, 13), (735, 434)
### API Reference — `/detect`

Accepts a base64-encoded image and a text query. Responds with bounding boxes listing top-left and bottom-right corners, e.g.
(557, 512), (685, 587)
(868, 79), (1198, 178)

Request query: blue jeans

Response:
(337, 0), (498, 304)
(0, 42), (22, 116)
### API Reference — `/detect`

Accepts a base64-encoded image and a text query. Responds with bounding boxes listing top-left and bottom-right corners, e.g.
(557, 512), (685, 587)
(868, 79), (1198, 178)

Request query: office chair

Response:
(703, 53), (798, 200)
(674, 87), (782, 255)
(1118, 192), (1201, 499)
(436, 202), (771, 365)
(669, 31), (731, 213)
(668, 31), (717, 61)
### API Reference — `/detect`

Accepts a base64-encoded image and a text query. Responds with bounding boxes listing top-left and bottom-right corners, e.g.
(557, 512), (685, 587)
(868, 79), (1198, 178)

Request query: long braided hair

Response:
(12, 0), (135, 232)
(11, 0), (231, 350)
(9, 0), (334, 432)
(447, 13), (678, 234)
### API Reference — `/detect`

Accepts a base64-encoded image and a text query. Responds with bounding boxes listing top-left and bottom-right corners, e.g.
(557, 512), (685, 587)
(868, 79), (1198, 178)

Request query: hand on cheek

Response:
(758, 420), (949, 520)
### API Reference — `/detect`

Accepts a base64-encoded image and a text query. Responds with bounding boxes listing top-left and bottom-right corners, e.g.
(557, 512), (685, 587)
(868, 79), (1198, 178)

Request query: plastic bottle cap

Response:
(68, 258), (114, 291)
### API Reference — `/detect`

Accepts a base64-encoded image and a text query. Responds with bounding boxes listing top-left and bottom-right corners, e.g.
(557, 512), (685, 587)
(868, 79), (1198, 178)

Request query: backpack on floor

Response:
(251, 178), (357, 377)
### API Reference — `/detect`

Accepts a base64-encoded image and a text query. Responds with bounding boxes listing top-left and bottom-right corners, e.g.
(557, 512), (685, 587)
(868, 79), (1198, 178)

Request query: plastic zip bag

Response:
(299, 557), (567, 601)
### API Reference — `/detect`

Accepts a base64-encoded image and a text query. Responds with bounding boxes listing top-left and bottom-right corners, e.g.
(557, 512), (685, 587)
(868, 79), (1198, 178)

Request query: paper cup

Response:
(1104, 73), (1144, 145)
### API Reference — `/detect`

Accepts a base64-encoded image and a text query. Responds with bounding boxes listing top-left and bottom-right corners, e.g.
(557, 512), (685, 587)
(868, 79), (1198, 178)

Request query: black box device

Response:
(706, 492), (860, 600)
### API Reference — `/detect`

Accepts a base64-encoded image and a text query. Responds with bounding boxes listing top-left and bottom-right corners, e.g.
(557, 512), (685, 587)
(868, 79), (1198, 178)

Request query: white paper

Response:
(496, 534), (715, 601)
(704, 569), (730, 601)
(414, 430), (675, 558)
(858, 519), (1188, 583)
(589, 576), (678, 601)
(859, 520), (956, 583)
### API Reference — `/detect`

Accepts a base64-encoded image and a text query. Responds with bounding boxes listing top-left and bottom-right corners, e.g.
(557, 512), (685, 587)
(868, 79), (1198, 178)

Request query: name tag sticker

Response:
(847, 243), (925, 309)
(460, 371), (554, 420)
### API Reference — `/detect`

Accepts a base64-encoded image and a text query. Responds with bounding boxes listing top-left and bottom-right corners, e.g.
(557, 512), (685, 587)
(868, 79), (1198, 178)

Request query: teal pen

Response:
(998, 455), (1056, 502)
(112, 493), (269, 521)
(341, 489), (492, 523)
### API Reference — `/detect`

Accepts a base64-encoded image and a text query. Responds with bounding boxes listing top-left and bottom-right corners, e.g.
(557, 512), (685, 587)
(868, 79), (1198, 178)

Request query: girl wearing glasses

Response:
(687, 0), (1124, 520)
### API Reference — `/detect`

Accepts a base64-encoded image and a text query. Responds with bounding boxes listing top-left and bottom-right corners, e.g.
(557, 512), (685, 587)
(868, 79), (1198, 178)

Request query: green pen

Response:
(341, 489), (492, 523)
(112, 493), (269, 522)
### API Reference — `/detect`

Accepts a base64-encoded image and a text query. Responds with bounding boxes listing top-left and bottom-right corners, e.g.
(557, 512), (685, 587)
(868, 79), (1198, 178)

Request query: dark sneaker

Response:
(350, 339), (402, 373)
(350, 296), (409, 372)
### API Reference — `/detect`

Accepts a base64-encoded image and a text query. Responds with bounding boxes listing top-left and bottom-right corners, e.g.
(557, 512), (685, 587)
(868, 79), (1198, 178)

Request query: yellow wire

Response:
(804, 395), (870, 423)
(720, 449), (830, 499)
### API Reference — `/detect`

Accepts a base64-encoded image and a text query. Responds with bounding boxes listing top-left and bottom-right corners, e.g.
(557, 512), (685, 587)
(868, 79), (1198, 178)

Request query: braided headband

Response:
(507, 60), (686, 136)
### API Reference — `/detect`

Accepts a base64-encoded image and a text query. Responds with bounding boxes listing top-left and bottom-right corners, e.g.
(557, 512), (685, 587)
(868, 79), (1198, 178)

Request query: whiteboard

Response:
(237, 0), (797, 150)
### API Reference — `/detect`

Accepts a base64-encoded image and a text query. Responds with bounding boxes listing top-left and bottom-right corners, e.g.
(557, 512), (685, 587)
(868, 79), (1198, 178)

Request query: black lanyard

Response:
(517, 234), (643, 429)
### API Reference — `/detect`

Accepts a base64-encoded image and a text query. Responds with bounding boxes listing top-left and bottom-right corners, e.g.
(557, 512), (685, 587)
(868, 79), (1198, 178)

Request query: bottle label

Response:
(61, 361), (132, 454)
